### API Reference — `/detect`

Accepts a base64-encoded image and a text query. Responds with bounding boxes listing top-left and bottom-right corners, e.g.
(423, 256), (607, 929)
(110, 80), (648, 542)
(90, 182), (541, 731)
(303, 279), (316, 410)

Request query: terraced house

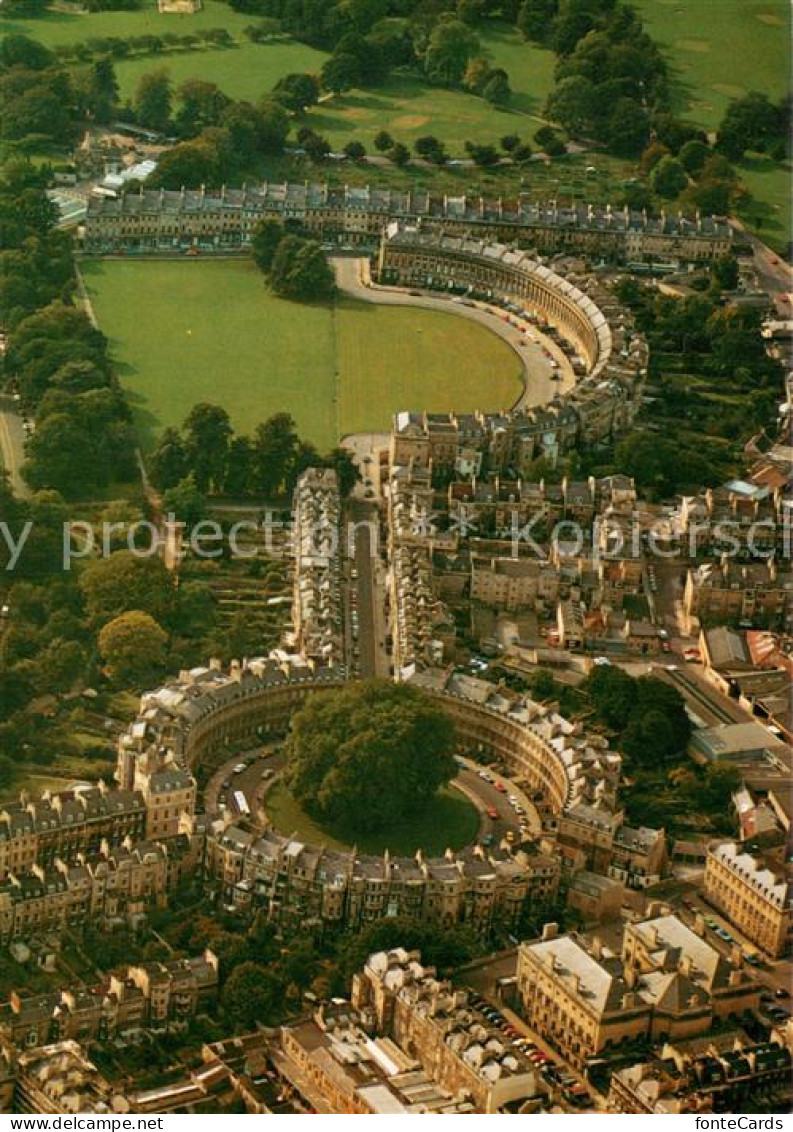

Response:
(81, 184), (732, 262)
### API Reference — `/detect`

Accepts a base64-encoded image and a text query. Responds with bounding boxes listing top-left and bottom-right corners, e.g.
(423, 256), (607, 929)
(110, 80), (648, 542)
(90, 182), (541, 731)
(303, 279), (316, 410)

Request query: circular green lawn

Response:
(265, 779), (480, 857)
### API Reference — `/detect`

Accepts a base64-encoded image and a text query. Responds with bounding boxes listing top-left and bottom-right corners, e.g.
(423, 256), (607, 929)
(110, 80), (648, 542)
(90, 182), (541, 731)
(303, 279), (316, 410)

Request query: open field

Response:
(0, 0), (257, 45)
(633, 0), (790, 131)
(301, 23), (556, 152)
(114, 40), (327, 105)
(266, 780), (480, 856)
(736, 153), (793, 255)
(81, 258), (523, 451)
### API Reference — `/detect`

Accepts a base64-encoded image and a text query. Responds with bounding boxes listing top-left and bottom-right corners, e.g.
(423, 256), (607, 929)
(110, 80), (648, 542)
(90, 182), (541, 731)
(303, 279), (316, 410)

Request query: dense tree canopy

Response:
(268, 235), (336, 301)
(582, 666), (692, 764)
(98, 610), (168, 686)
(285, 681), (458, 833)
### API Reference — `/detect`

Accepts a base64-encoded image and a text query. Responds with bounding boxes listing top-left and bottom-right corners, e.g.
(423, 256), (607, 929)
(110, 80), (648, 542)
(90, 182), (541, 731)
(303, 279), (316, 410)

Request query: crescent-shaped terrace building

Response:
(379, 224), (649, 458)
(114, 656), (664, 934)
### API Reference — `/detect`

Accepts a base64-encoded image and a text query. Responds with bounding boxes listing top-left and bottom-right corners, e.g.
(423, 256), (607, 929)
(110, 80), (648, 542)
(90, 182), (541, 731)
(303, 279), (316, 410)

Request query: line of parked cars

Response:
(466, 993), (588, 1107)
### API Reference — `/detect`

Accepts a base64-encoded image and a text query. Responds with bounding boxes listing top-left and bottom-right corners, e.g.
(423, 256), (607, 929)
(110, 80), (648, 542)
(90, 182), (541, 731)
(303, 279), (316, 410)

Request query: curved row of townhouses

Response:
(379, 225), (649, 454)
(110, 656), (662, 933)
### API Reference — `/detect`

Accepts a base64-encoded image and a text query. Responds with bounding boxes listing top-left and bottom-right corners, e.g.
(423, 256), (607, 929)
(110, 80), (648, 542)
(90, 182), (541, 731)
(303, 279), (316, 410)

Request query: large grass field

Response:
(114, 40), (327, 105)
(266, 780), (480, 856)
(1, 6), (556, 155)
(0, 0), (257, 45)
(633, 0), (790, 131)
(81, 258), (523, 451)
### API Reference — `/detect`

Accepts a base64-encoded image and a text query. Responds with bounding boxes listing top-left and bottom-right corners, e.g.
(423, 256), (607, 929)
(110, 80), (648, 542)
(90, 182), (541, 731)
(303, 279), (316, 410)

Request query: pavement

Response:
(332, 256), (568, 412)
(0, 395), (30, 498)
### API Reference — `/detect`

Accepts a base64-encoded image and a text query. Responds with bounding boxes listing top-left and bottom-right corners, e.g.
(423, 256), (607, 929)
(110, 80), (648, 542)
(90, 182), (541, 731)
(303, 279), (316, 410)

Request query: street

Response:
(0, 395), (30, 498)
(332, 256), (567, 411)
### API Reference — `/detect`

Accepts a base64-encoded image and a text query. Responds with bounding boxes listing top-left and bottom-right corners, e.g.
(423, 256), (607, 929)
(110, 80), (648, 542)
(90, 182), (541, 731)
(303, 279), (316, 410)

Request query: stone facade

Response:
(517, 917), (761, 1068)
(82, 184), (732, 262)
(704, 842), (792, 958)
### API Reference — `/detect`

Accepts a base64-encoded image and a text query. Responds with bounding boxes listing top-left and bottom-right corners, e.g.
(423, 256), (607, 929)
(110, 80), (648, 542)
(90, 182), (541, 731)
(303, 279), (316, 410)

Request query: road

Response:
(347, 498), (389, 679)
(733, 221), (793, 300)
(202, 746), (538, 848)
(332, 256), (568, 411)
(0, 395), (30, 498)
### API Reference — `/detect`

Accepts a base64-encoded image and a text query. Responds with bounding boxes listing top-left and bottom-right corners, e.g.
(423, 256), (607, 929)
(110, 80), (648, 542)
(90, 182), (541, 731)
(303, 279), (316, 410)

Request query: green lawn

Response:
(80, 258), (523, 451)
(114, 40), (327, 105)
(0, 0), (258, 46)
(480, 21), (556, 123)
(301, 23), (556, 153)
(736, 153), (793, 254)
(633, 0), (790, 132)
(266, 780), (480, 855)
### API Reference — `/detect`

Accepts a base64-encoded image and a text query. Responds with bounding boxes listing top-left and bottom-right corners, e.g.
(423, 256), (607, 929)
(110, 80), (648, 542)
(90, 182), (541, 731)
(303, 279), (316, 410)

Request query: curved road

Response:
(332, 257), (574, 412)
(203, 746), (542, 849)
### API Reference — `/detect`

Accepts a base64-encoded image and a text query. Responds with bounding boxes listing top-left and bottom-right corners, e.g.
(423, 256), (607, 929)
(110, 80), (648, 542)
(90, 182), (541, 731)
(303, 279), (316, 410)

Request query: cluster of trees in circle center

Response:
(284, 680), (458, 835)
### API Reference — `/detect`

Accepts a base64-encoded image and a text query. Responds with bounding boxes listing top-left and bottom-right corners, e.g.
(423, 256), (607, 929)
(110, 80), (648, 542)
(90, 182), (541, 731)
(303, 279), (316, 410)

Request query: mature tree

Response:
(87, 57), (119, 121)
(414, 135), (447, 164)
(173, 78), (230, 138)
(285, 680), (457, 833)
(133, 68), (172, 132)
(423, 18), (480, 86)
(272, 72), (320, 112)
(269, 236), (336, 301)
(605, 98), (649, 157)
(162, 474), (206, 527)
(223, 98), (288, 157)
(0, 34), (53, 71)
(482, 69), (511, 106)
(640, 140), (670, 176)
(252, 412), (299, 497)
(545, 74), (595, 135)
(344, 139), (366, 161)
(321, 51), (361, 94)
(224, 435), (255, 496)
(333, 916), (481, 987)
(390, 141), (410, 166)
(678, 138), (710, 177)
(327, 446), (360, 496)
(717, 91), (783, 161)
(712, 255), (739, 292)
(651, 155), (688, 199)
(304, 131), (331, 162)
(98, 610), (168, 686)
(149, 134), (224, 188)
(500, 133), (521, 153)
(465, 142), (500, 167)
(221, 962), (284, 1028)
(148, 426), (189, 490)
(652, 111), (704, 154)
(534, 124), (566, 155)
(517, 0), (558, 44)
(583, 665), (636, 731)
(183, 403), (233, 493)
(251, 217), (284, 271)
(22, 413), (94, 496)
(373, 129), (394, 152)
(31, 638), (86, 697)
(80, 551), (175, 629)
(463, 56), (491, 94)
